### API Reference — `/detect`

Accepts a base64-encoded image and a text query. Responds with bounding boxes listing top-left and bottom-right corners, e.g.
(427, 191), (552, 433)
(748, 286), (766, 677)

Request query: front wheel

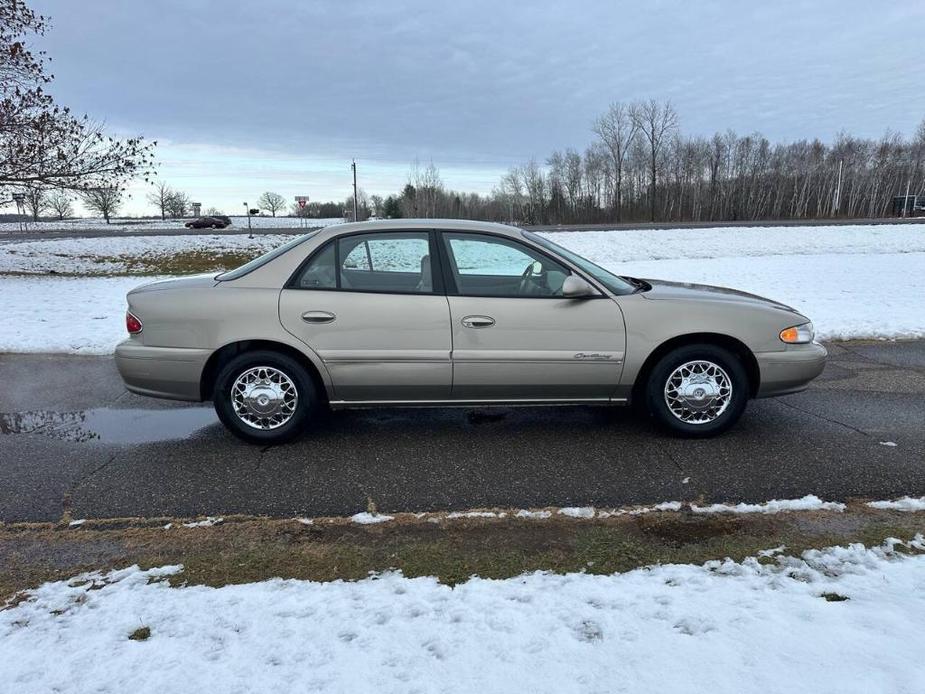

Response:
(644, 344), (749, 437)
(213, 350), (317, 444)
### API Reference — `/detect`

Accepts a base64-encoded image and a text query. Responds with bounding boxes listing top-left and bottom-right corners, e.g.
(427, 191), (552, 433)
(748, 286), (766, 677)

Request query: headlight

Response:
(779, 322), (814, 344)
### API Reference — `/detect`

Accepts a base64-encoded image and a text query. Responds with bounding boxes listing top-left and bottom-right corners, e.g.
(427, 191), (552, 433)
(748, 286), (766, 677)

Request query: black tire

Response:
(213, 350), (318, 444)
(644, 344), (749, 438)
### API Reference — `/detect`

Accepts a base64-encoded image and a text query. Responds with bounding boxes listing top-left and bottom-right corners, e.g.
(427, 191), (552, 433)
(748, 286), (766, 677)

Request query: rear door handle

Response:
(301, 310), (336, 324)
(461, 315), (495, 329)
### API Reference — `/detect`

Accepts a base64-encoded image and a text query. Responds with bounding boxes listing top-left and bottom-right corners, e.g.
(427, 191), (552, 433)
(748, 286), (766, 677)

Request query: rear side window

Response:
(216, 232), (317, 281)
(294, 242), (336, 289)
(291, 232), (436, 294)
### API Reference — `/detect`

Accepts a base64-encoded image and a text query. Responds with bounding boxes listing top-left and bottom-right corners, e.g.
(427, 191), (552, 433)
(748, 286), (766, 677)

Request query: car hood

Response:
(128, 274), (218, 295)
(639, 278), (798, 313)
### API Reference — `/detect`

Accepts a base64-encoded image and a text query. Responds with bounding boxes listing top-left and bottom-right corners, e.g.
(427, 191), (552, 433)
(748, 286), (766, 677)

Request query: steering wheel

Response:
(517, 260), (547, 295)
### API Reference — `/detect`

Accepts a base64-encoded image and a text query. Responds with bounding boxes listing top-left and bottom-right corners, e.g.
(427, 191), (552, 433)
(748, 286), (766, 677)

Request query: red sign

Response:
(297, 199), (306, 208)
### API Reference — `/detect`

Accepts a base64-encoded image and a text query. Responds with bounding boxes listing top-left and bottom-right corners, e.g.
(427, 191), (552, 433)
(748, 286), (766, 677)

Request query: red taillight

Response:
(126, 311), (143, 335)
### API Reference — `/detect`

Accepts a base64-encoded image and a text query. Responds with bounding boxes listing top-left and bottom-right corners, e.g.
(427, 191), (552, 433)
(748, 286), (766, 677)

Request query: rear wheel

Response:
(213, 350), (317, 444)
(644, 344), (748, 437)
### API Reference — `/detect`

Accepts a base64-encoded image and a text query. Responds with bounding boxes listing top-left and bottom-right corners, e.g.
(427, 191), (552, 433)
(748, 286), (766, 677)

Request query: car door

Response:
(279, 230), (452, 402)
(438, 231), (626, 401)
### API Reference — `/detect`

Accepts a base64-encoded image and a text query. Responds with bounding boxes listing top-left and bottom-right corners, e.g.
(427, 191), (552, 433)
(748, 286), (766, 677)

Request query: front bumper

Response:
(114, 340), (211, 402)
(755, 342), (827, 398)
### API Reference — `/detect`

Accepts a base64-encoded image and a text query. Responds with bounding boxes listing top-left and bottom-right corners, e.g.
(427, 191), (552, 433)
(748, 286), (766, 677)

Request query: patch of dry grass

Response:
(1, 505), (922, 600)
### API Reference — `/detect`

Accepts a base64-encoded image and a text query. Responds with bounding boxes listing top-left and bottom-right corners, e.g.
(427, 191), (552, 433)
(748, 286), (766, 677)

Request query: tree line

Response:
(365, 102), (925, 225)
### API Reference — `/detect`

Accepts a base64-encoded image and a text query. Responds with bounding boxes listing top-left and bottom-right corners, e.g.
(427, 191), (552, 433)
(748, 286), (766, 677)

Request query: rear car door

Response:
(438, 231), (626, 401)
(279, 230), (452, 402)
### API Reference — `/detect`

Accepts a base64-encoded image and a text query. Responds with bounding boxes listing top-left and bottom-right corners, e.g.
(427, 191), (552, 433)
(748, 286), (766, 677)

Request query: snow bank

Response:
(558, 506), (596, 518)
(350, 512), (394, 525)
(3, 539), (924, 694)
(867, 497), (925, 511)
(690, 494), (846, 514)
(445, 510), (506, 519)
(559, 496), (844, 520)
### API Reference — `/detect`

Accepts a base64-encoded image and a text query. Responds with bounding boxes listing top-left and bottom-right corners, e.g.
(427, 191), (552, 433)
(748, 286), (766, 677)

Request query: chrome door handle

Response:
(461, 315), (495, 329)
(301, 310), (336, 324)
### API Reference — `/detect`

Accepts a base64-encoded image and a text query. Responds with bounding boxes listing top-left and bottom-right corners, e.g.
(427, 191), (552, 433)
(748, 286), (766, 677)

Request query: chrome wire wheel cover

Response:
(663, 360), (732, 425)
(231, 366), (298, 430)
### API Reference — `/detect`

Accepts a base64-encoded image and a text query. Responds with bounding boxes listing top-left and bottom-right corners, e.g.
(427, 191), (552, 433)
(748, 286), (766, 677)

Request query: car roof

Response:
(314, 218), (524, 239)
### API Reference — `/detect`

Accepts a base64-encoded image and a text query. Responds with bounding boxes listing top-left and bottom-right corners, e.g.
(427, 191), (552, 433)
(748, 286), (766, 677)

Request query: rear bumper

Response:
(755, 342), (827, 398)
(114, 340), (211, 402)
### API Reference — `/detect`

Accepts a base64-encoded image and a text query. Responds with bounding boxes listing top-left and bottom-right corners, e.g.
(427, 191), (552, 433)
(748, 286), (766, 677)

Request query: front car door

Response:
(438, 231), (626, 401)
(279, 230), (451, 403)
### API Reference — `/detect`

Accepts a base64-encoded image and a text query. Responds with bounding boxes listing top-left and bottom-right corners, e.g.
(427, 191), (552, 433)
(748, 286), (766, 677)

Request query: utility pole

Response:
(351, 160), (359, 222)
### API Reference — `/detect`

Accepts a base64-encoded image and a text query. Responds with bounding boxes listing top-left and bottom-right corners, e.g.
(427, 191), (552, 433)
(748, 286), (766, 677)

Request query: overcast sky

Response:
(32, 0), (925, 215)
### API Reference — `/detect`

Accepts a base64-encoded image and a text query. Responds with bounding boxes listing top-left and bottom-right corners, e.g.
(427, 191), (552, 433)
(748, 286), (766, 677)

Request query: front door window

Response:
(441, 233), (570, 297)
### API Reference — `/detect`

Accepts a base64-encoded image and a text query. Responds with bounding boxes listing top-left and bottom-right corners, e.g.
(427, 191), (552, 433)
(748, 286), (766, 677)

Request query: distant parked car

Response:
(116, 219), (826, 444)
(185, 215), (231, 229)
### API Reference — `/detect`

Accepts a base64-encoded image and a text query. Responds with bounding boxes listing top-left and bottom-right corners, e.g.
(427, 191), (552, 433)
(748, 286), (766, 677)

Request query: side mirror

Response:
(562, 275), (597, 298)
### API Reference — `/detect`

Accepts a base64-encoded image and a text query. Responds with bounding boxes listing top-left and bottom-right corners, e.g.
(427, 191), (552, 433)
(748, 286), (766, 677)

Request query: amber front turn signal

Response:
(779, 322), (814, 344)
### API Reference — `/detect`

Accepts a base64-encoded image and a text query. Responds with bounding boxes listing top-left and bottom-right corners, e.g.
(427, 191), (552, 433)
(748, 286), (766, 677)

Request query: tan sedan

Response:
(116, 219), (826, 443)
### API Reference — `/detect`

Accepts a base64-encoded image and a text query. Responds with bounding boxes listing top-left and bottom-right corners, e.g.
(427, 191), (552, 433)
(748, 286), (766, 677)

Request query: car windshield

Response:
(521, 230), (636, 295)
(215, 232), (319, 281)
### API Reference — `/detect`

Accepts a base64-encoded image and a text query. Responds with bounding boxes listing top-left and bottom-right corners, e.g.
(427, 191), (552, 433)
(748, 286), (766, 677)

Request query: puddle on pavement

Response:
(0, 407), (218, 444)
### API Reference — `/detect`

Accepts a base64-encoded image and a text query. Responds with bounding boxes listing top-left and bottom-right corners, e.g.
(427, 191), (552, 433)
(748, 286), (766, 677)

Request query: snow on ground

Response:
(689, 494), (846, 514)
(0, 275), (168, 353)
(543, 224), (925, 342)
(350, 512), (394, 524)
(867, 497), (925, 511)
(0, 223), (923, 353)
(608, 253), (924, 341)
(543, 224), (925, 263)
(0, 233), (294, 274)
(0, 215), (343, 232)
(2, 539), (924, 694)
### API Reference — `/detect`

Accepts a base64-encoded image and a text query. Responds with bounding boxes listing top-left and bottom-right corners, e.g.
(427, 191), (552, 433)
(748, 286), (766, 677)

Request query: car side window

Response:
(295, 241), (337, 289)
(293, 232), (435, 294)
(441, 233), (570, 297)
(338, 233), (433, 293)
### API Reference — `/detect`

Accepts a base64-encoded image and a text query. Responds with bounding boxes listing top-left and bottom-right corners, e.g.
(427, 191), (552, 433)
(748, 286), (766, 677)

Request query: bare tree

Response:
(258, 191), (286, 217)
(631, 99), (679, 221)
(407, 160), (443, 218)
(165, 190), (191, 218)
(593, 102), (639, 221)
(0, 3), (155, 195)
(80, 186), (122, 223)
(147, 181), (173, 220)
(22, 184), (47, 220)
(344, 188), (370, 221)
(47, 189), (73, 220)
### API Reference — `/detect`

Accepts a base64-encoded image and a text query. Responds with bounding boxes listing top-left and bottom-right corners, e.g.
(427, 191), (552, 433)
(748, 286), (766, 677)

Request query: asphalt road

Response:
(1, 216), (921, 243)
(1, 340), (924, 523)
